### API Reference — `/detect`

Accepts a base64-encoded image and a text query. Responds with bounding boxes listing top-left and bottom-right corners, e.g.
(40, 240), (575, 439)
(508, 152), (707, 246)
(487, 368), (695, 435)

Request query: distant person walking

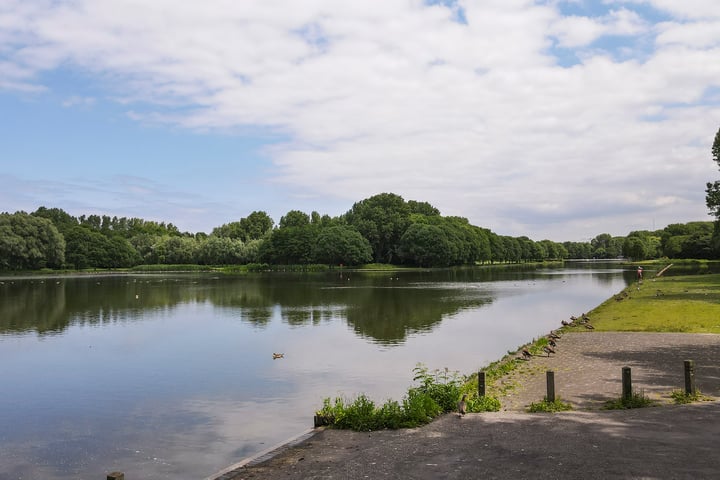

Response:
(637, 266), (643, 282)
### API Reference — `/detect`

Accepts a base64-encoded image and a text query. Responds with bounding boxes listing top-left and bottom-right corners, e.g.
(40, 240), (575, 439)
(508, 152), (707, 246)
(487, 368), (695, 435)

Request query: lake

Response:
(0, 263), (632, 479)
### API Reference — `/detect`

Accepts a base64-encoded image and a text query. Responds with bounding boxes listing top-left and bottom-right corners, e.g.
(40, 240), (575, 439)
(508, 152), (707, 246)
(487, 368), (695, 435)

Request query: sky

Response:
(1, 0), (719, 242)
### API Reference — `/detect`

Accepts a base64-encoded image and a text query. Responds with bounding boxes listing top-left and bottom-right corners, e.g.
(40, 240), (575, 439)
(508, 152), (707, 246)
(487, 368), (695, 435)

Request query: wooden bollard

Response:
(622, 367), (632, 400)
(478, 371), (486, 397)
(684, 360), (696, 395)
(107, 473), (124, 480)
(546, 370), (555, 402)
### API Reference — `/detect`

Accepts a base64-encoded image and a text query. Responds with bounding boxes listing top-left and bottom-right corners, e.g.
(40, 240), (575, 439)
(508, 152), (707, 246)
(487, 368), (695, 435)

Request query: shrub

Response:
(315, 364), (464, 431)
(467, 395), (501, 412)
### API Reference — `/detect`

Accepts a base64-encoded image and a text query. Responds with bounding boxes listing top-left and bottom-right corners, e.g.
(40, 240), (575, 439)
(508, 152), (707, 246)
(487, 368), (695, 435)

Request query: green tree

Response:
(32, 206), (78, 234)
(259, 225), (318, 264)
(397, 223), (452, 267)
(279, 210), (310, 229)
(197, 236), (245, 264)
(212, 221), (245, 239)
(0, 212), (65, 269)
(314, 225), (372, 265)
(706, 127), (720, 219)
(65, 226), (111, 269)
(241, 211), (274, 241)
(407, 200), (440, 216)
(153, 236), (198, 264)
(623, 235), (649, 261)
(344, 193), (411, 263)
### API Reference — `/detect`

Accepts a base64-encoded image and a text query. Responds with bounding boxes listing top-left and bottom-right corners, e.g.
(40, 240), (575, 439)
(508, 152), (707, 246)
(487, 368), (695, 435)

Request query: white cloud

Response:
(606, 0), (720, 20)
(1, 0), (719, 240)
(550, 8), (648, 48)
(655, 21), (720, 48)
(62, 95), (96, 108)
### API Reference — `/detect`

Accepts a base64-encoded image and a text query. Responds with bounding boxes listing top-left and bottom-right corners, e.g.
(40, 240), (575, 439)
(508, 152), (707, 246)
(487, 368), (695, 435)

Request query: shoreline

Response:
(226, 331), (720, 479)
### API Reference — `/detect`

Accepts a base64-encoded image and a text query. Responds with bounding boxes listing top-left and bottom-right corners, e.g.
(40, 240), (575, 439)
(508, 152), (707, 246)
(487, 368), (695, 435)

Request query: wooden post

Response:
(684, 360), (696, 395)
(622, 367), (632, 400)
(546, 370), (555, 403)
(478, 371), (486, 397)
(107, 473), (125, 480)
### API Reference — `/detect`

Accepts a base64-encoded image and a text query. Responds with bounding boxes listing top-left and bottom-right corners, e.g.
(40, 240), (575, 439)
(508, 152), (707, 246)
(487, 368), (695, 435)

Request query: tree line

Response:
(1, 192), (719, 271)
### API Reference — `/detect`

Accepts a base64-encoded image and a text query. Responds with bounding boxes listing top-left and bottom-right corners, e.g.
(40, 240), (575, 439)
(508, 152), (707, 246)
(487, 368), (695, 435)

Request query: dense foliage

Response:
(706, 126), (720, 252)
(315, 365), (499, 431)
(2, 186), (720, 271)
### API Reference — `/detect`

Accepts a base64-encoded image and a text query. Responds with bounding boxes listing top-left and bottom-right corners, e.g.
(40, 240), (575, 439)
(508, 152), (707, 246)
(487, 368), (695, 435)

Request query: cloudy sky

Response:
(1, 0), (719, 241)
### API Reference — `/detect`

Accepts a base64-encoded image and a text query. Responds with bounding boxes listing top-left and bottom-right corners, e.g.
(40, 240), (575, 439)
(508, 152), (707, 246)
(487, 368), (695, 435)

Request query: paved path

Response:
(497, 332), (720, 410)
(222, 332), (720, 480)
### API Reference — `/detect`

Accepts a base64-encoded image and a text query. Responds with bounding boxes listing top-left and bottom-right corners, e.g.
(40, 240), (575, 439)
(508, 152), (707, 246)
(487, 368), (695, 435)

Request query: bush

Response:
(412, 365), (462, 413)
(467, 395), (501, 412)
(315, 364), (464, 431)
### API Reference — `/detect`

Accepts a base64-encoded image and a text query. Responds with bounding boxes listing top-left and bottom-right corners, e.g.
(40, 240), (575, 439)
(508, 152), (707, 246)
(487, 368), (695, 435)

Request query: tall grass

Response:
(315, 364), (499, 431)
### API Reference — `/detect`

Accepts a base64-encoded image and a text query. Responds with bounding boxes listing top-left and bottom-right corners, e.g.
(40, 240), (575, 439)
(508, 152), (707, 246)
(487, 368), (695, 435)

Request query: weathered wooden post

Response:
(546, 370), (555, 403)
(622, 367), (632, 400)
(107, 473), (125, 480)
(684, 360), (696, 395)
(478, 371), (486, 397)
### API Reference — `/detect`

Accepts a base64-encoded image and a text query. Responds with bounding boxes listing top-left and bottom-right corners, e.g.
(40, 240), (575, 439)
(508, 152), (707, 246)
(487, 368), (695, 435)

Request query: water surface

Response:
(0, 265), (630, 479)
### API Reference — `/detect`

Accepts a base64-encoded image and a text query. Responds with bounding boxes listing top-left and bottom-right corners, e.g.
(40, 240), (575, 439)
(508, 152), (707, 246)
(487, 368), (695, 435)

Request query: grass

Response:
(583, 273), (720, 333)
(669, 389), (712, 404)
(527, 397), (573, 413)
(602, 391), (656, 410)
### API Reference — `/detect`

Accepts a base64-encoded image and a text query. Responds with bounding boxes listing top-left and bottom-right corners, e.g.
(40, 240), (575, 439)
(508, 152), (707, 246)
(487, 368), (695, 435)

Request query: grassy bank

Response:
(478, 273), (720, 400)
(589, 273), (720, 333)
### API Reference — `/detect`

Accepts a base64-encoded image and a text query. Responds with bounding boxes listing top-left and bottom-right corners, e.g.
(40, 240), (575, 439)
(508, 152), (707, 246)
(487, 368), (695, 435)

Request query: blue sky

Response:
(1, 0), (719, 241)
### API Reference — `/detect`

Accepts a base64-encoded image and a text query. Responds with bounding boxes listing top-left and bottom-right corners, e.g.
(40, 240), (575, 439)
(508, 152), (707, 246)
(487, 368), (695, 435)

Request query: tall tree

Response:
(314, 225), (372, 265)
(279, 210), (310, 229)
(706, 127), (720, 219)
(344, 193), (411, 263)
(0, 212), (65, 269)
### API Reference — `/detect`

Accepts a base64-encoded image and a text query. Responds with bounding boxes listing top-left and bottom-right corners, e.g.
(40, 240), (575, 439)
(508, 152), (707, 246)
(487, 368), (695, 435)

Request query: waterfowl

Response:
(543, 345), (555, 357)
(521, 348), (533, 360)
(457, 394), (468, 417)
(272, 353), (285, 359)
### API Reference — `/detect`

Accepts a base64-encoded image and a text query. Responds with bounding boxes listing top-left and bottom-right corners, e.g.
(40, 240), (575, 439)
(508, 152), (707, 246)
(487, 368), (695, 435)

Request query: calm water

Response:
(0, 264), (631, 479)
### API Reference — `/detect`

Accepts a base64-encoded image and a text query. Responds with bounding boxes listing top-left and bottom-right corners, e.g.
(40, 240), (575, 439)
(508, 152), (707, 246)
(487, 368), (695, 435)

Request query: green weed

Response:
(669, 389), (711, 404)
(602, 391), (656, 409)
(527, 397), (572, 413)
